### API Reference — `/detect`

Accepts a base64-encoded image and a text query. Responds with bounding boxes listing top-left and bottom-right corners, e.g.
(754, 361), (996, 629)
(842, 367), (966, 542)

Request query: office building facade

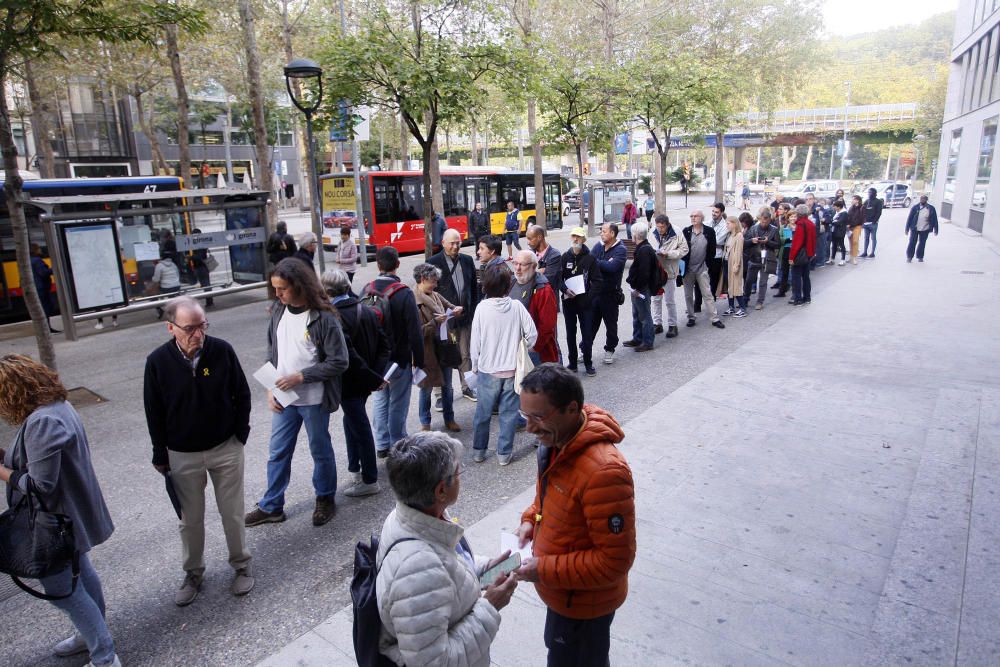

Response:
(934, 0), (1000, 242)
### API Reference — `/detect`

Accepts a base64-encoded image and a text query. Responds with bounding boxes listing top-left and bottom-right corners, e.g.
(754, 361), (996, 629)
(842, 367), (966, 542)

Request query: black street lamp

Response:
(284, 58), (325, 272)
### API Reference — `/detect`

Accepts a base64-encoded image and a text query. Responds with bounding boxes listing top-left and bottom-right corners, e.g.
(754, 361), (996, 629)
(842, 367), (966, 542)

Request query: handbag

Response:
(514, 336), (534, 395)
(434, 327), (463, 369)
(0, 429), (80, 600)
(204, 253), (219, 272)
(792, 247), (809, 267)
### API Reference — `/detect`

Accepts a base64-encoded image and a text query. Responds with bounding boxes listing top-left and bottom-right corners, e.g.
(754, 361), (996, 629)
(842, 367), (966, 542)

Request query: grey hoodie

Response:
(469, 297), (537, 375)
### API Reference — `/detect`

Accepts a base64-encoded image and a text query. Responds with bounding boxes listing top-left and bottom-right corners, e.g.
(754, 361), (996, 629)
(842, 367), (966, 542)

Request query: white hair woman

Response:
(717, 216), (746, 317)
(376, 431), (517, 665)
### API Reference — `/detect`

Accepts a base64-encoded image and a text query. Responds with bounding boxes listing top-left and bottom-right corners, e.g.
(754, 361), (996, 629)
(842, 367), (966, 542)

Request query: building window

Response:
(973, 117), (997, 210)
(12, 125), (27, 156)
(944, 129), (962, 204)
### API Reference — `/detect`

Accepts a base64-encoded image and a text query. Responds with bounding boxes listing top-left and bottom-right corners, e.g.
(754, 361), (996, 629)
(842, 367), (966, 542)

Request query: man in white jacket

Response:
(469, 265), (537, 465)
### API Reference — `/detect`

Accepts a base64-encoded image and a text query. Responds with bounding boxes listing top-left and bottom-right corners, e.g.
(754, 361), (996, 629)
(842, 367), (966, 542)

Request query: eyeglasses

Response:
(169, 321), (209, 335)
(517, 404), (561, 424)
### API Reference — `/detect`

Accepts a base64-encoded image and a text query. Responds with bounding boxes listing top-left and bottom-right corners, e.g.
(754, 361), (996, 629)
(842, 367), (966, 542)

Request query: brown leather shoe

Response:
(312, 495), (336, 526)
(445, 421), (461, 432)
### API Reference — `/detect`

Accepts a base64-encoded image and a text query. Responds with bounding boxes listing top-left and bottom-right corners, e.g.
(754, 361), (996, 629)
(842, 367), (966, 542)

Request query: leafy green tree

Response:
(0, 0), (204, 367)
(537, 56), (620, 234)
(631, 55), (722, 211)
(320, 0), (512, 257)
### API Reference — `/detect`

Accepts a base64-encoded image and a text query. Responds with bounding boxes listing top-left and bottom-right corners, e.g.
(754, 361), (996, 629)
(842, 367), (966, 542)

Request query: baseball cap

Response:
(570, 226), (587, 238)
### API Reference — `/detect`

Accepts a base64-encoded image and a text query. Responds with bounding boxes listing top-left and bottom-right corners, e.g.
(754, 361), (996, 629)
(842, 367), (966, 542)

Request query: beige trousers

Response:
(168, 436), (251, 576)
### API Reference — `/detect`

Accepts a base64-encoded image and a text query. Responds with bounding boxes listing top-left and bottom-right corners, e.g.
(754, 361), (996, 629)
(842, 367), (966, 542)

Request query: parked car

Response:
(779, 180), (841, 201)
(562, 188), (581, 216)
(860, 181), (912, 208)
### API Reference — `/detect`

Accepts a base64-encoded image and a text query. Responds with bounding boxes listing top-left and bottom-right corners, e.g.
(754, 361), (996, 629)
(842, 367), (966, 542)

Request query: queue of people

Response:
(2, 189), (926, 667)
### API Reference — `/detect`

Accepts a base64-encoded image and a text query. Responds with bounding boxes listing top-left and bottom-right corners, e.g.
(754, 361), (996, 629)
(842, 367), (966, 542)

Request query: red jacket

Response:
(520, 405), (636, 619)
(528, 282), (559, 363)
(790, 216), (816, 260)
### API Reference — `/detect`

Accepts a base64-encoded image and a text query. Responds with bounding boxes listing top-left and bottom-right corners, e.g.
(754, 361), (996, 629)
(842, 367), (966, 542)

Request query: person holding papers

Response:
(143, 296), (254, 606)
(558, 227), (602, 376)
(376, 431), (517, 666)
(515, 364), (636, 667)
(413, 263), (464, 433)
(245, 258), (349, 528)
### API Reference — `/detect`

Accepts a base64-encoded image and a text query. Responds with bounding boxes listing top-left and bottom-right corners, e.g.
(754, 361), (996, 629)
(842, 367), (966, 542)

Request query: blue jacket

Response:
(905, 202), (938, 234)
(590, 239), (627, 294)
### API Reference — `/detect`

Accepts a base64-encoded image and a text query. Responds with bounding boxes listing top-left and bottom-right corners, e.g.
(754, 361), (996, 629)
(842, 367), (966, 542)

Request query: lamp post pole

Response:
(285, 58), (326, 273)
(303, 110), (324, 273)
(839, 81), (851, 181)
(339, 0), (368, 266)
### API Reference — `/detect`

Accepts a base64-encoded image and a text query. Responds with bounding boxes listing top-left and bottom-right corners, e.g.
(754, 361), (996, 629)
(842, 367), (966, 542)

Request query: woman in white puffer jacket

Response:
(377, 431), (518, 666)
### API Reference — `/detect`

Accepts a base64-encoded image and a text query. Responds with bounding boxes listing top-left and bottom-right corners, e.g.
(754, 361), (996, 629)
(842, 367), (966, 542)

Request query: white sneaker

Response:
(54, 634), (88, 657)
(837, 259), (845, 266)
(94, 321), (104, 330)
(86, 655), (121, 667)
(112, 317), (119, 328)
(343, 481), (380, 497)
(603, 350), (614, 365)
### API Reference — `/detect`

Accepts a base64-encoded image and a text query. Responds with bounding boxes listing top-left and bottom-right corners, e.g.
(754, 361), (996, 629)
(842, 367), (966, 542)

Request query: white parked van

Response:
(779, 180), (841, 201)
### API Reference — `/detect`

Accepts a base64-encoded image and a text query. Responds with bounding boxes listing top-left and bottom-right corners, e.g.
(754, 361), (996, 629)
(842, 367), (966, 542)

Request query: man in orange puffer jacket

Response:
(515, 363), (636, 666)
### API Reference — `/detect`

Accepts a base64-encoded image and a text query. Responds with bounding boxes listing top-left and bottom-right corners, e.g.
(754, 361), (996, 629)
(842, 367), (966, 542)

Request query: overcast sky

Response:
(823, 0), (959, 36)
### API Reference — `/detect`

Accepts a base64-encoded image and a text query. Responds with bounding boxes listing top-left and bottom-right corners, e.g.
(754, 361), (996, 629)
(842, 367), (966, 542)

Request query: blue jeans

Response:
(473, 373), (520, 456)
(813, 230), (830, 266)
(342, 396), (377, 485)
(791, 263), (811, 302)
(373, 364), (413, 452)
(259, 403), (336, 512)
(40, 553), (115, 666)
(419, 367), (455, 426)
(630, 289), (654, 347)
(863, 223), (878, 255)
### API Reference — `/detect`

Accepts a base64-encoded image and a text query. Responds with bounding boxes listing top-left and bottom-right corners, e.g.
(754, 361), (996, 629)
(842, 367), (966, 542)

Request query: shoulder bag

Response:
(0, 429), (80, 600)
(514, 336), (534, 395)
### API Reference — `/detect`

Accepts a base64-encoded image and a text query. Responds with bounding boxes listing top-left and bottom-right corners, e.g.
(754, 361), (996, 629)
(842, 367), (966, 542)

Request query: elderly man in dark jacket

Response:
(905, 195), (938, 263)
(743, 208), (781, 310)
(682, 211), (724, 329)
(559, 227), (603, 375)
(324, 268), (390, 498)
(623, 222), (659, 351)
(428, 228), (479, 401)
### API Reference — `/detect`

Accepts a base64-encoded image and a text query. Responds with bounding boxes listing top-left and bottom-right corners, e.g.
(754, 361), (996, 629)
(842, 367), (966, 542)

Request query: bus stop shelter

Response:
(30, 188), (271, 341)
(584, 173), (638, 235)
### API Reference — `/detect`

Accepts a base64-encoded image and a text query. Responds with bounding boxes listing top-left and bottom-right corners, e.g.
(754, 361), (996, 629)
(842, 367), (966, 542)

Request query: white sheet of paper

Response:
(500, 531), (533, 561)
(252, 362), (300, 407)
(464, 370), (478, 390)
(412, 367), (428, 386)
(133, 242), (161, 261)
(565, 274), (586, 295)
(439, 308), (455, 341)
(382, 361), (399, 382)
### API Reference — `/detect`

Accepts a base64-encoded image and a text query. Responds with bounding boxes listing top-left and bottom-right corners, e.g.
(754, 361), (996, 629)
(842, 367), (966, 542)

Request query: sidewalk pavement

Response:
(255, 221), (1000, 666)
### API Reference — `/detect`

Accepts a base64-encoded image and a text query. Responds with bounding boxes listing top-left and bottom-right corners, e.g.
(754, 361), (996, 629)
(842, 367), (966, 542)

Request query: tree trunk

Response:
(421, 143), (434, 259)
(470, 122), (479, 166)
(0, 70), (55, 368)
(444, 129), (451, 165)
(657, 146), (669, 213)
(280, 0), (311, 211)
(223, 97), (235, 185)
(781, 145), (797, 179)
(578, 143), (592, 236)
(238, 0), (277, 231)
(24, 60), (55, 178)
(165, 24), (191, 185)
(527, 98), (545, 228)
(801, 144), (813, 181)
(399, 111), (408, 169)
(428, 139), (444, 220)
(713, 132), (724, 204)
(133, 89), (168, 175)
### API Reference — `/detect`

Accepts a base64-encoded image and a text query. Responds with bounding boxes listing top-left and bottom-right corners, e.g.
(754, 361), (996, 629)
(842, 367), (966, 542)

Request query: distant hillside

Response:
(793, 11), (954, 108)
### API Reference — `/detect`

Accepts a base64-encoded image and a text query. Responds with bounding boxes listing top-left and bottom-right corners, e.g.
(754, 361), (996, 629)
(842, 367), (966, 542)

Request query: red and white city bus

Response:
(320, 168), (563, 254)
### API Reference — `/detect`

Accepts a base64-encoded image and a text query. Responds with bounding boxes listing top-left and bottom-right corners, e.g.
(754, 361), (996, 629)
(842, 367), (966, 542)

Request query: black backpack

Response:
(360, 279), (409, 342)
(351, 535), (416, 667)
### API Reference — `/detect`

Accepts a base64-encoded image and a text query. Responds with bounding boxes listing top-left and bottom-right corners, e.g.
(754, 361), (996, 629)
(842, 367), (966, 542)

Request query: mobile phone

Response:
(480, 553), (521, 588)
